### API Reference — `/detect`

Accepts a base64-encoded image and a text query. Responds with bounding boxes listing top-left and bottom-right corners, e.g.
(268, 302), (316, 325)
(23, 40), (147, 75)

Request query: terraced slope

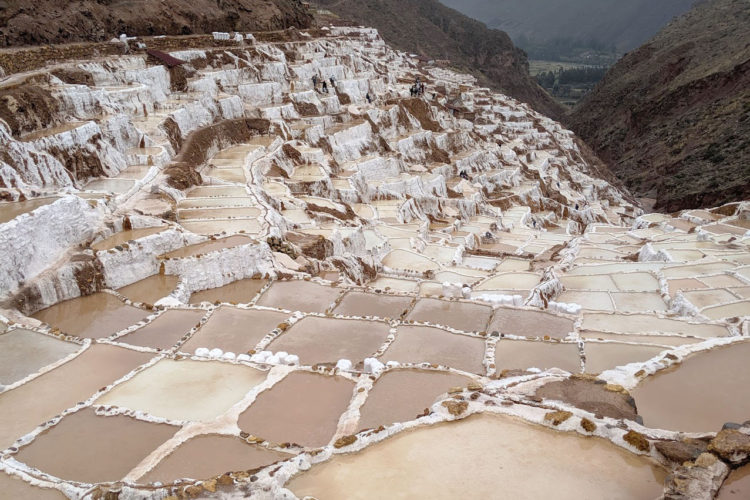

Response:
(315, 0), (565, 119)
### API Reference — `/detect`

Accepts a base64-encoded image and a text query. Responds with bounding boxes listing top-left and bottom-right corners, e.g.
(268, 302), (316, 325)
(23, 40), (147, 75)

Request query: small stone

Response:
(334, 435), (358, 448)
(707, 428), (750, 464)
(543, 410), (573, 426)
(217, 473), (234, 486)
(580, 418), (597, 432)
(655, 439), (707, 464)
(448, 386), (463, 394)
(623, 430), (651, 452)
(442, 399), (468, 416)
(202, 479), (217, 492)
(467, 381), (482, 391)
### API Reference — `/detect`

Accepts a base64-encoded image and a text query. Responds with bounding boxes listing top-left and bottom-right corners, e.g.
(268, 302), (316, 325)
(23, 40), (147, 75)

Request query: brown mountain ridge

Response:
(567, 0), (750, 211)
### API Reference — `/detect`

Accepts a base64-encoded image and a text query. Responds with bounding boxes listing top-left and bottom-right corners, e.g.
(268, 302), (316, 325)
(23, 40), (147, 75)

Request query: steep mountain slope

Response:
(314, 0), (564, 119)
(0, 0), (313, 47)
(440, 0), (695, 54)
(567, 0), (750, 211)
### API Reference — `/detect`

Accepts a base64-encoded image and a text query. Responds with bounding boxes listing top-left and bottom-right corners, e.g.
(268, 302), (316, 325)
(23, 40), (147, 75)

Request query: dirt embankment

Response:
(165, 118), (271, 189)
(0, 0), (314, 47)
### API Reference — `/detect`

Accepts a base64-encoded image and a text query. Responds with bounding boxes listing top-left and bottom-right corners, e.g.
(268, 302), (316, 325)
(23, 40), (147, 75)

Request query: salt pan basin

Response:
(97, 359), (267, 422)
(287, 413), (665, 500)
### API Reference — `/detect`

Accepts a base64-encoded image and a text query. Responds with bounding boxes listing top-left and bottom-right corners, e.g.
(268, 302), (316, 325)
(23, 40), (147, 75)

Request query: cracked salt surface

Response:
(0, 25), (748, 499)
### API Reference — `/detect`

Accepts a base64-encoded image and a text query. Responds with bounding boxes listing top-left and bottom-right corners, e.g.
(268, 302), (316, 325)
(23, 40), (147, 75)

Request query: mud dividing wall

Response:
(165, 118), (271, 189)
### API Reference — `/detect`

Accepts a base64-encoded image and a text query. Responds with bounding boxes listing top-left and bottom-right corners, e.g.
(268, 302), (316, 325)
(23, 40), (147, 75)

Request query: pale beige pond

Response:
(97, 359), (267, 422)
(288, 413), (666, 500)
(0, 329), (79, 385)
(581, 313), (729, 338)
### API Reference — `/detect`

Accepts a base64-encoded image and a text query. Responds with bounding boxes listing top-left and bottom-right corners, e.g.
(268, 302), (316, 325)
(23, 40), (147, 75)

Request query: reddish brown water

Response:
(255, 280), (343, 313)
(180, 307), (290, 354)
(0, 329), (79, 385)
(334, 291), (413, 319)
(407, 298), (492, 332)
(32, 293), (150, 338)
(162, 236), (253, 259)
(117, 275), (179, 305)
(287, 413), (666, 500)
(0, 197), (60, 224)
(238, 371), (354, 447)
(118, 309), (206, 350)
(91, 227), (166, 251)
(188, 279), (268, 305)
(0, 344), (152, 449)
(717, 465), (750, 500)
(137, 435), (291, 484)
(488, 308), (575, 339)
(382, 325), (486, 374)
(631, 341), (750, 432)
(97, 359), (268, 422)
(358, 370), (470, 430)
(494, 340), (580, 373)
(14, 408), (177, 484)
(268, 317), (390, 366)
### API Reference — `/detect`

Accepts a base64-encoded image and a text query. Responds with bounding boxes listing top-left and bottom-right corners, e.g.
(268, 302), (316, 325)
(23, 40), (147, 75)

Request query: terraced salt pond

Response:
(0, 197), (60, 224)
(32, 293), (150, 338)
(287, 414), (666, 499)
(631, 341), (750, 432)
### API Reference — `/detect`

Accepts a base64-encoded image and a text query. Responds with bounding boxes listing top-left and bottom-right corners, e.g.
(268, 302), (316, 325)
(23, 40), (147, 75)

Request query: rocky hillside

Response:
(0, 0), (314, 47)
(567, 0), (750, 211)
(314, 0), (564, 120)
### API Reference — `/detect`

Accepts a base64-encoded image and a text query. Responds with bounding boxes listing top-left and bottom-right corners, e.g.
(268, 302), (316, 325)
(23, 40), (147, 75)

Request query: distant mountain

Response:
(567, 0), (750, 211)
(314, 0), (564, 119)
(0, 0), (313, 47)
(440, 0), (695, 59)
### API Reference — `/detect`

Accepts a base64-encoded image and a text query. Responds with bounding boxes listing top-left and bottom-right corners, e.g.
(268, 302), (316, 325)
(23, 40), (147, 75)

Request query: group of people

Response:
(311, 74), (374, 104)
(410, 76), (426, 97)
(312, 75), (336, 94)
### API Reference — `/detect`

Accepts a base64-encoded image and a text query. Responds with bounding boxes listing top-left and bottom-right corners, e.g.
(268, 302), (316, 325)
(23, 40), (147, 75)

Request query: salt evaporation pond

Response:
(287, 414), (666, 499)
